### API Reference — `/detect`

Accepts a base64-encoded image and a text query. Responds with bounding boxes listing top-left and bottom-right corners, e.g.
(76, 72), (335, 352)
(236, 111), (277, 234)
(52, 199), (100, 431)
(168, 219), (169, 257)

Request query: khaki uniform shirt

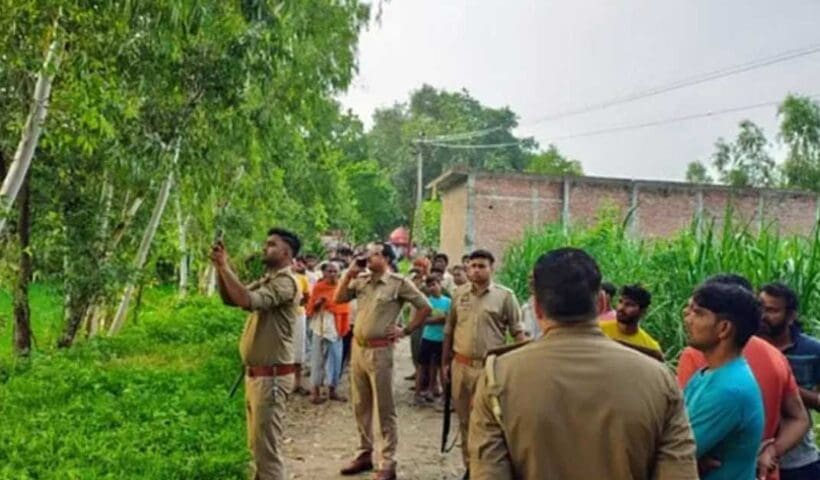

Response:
(339, 272), (430, 342)
(445, 282), (524, 359)
(239, 267), (301, 367)
(469, 322), (697, 480)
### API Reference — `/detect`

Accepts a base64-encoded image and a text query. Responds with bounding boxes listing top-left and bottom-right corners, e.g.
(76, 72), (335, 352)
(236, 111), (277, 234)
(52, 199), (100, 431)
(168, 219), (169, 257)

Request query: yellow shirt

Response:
(599, 319), (662, 353)
(295, 273), (310, 316)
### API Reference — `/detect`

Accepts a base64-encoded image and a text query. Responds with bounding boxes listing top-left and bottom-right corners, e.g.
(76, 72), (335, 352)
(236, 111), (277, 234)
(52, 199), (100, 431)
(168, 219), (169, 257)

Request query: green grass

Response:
(0, 288), (249, 479)
(0, 284), (65, 360)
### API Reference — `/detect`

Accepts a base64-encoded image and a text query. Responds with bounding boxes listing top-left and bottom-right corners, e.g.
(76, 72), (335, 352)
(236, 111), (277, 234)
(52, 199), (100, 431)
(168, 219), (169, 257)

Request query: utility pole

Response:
(408, 133), (424, 255)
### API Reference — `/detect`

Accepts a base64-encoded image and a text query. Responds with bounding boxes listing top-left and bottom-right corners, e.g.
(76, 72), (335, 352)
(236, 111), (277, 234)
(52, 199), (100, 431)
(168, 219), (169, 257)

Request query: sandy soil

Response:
(282, 340), (464, 480)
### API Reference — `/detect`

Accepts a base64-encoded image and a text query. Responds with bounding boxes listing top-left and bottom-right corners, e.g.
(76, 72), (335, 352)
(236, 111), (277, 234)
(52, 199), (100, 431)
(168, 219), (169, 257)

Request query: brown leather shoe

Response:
(340, 453), (373, 475)
(372, 469), (397, 480)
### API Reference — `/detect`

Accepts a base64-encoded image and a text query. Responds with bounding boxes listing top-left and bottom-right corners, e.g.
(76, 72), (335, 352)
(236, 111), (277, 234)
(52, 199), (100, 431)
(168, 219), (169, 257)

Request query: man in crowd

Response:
(451, 265), (468, 288)
(432, 252), (455, 292)
(415, 275), (450, 403)
(468, 248), (697, 479)
(211, 227), (302, 480)
(599, 284), (664, 360)
(677, 274), (809, 480)
(335, 242), (431, 480)
(442, 249), (525, 480)
(682, 282), (764, 479)
(291, 257), (312, 395)
(302, 253), (321, 287)
(759, 282), (820, 479)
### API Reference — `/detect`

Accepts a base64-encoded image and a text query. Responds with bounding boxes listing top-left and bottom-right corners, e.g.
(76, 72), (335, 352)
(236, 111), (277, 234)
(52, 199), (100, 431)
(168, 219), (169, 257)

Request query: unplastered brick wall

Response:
(435, 170), (819, 264)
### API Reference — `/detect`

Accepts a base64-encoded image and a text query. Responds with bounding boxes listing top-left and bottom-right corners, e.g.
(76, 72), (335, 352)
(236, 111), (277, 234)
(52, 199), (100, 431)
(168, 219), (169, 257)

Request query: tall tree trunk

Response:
(108, 139), (180, 335)
(206, 265), (217, 296)
(58, 296), (89, 348)
(12, 173), (32, 356)
(0, 33), (61, 235)
(175, 195), (189, 296)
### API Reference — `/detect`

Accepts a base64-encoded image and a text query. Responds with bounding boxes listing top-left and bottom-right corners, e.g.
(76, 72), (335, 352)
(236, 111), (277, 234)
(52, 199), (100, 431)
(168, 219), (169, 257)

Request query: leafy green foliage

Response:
(780, 94), (820, 192)
(415, 199), (442, 249)
(712, 120), (777, 188)
(525, 145), (583, 176)
(367, 84), (538, 221)
(0, 288), (250, 479)
(0, 1), (378, 342)
(685, 161), (713, 184)
(498, 211), (820, 362)
(686, 95), (820, 191)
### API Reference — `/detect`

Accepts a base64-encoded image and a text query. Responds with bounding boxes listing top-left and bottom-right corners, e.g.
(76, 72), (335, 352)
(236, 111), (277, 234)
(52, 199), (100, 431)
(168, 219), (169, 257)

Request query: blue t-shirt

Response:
(684, 357), (764, 480)
(780, 324), (820, 469)
(422, 295), (451, 342)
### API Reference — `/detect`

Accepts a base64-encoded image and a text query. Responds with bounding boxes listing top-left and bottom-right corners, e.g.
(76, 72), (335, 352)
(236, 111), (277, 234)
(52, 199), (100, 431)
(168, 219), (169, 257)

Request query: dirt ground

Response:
(282, 340), (464, 480)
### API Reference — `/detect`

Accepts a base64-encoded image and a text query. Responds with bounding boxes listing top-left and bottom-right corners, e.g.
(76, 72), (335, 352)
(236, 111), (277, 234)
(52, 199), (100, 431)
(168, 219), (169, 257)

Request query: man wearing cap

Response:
(442, 249), (526, 480)
(335, 242), (431, 480)
(211, 227), (302, 480)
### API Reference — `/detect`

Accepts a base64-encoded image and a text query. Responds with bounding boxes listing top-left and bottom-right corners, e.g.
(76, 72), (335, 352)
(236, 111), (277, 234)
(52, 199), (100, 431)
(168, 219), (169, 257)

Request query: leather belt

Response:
(454, 352), (484, 368)
(246, 364), (297, 378)
(356, 337), (394, 348)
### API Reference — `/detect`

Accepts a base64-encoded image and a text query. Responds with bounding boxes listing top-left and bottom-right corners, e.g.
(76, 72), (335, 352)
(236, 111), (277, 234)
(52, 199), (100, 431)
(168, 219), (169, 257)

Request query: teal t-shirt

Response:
(683, 357), (764, 480)
(422, 295), (451, 342)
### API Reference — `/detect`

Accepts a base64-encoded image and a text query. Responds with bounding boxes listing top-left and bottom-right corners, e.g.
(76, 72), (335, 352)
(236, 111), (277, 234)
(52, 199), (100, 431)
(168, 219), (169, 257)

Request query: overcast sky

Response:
(338, 0), (820, 181)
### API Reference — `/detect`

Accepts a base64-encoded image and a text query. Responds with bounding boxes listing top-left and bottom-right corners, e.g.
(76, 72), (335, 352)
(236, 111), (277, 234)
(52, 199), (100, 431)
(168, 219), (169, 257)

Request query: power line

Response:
(549, 94), (820, 141)
(523, 41), (820, 126)
(426, 141), (522, 149)
(415, 125), (504, 144)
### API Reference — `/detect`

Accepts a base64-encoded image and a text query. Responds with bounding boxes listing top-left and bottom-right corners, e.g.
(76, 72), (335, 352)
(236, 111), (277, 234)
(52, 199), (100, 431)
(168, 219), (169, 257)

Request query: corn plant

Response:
(498, 209), (820, 362)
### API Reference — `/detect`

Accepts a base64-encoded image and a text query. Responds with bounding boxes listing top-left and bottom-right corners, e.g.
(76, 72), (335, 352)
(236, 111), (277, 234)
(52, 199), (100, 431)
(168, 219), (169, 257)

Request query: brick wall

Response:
(433, 170), (819, 264)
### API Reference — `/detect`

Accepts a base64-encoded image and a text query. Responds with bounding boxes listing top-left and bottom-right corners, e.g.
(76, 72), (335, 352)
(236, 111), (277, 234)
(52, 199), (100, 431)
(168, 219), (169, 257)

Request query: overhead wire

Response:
(409, 41), (820, 150)
(522, 41), (820, 126)
(425, 94), (820, 148)
(549, 94), (820, 141)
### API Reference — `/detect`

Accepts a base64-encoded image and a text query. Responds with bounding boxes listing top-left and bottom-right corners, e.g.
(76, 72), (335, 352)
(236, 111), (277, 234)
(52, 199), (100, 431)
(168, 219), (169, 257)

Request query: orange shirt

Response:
(677, 336), (799, 480)
(306, 279), (351, 337)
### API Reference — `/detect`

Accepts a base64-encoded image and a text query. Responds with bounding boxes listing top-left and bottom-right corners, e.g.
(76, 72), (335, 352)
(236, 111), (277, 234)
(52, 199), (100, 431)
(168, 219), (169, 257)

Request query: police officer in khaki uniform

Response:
(212, 227), (302, 480)
(335, 242), (431, 480)
(442, 249), (525, 480)
(468, 248), (698, 480)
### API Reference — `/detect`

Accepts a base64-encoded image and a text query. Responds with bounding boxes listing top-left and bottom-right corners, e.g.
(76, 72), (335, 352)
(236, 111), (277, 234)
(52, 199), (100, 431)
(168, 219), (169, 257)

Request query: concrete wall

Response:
(435, 171), (819, 263)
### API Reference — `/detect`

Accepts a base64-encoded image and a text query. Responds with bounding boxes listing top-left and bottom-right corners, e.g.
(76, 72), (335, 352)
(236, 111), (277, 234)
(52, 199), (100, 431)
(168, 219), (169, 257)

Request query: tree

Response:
(685, 161), (713, 184)
(0, 0), (374, 347)
(525, 145), (583, 176)
(712, 120), (777, 188)
(779, 94), (820, 192)
(367, 84), (537, 223)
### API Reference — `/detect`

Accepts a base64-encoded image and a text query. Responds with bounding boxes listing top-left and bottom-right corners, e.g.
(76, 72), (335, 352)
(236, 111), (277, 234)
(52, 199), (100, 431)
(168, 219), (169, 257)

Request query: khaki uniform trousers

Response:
(451, 360), (483, 468)
(350, 342), (397, 471)
(245, 374), (294, 480)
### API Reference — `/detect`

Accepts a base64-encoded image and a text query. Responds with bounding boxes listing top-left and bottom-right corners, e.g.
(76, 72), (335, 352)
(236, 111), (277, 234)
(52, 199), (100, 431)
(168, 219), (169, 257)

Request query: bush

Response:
(498, 211), (820, 362)
(0, 290), (248, 479)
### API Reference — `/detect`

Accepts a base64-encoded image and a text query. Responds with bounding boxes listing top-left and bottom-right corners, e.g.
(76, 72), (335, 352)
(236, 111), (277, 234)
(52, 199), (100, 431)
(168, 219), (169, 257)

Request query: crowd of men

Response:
(211, 227), (820, 480)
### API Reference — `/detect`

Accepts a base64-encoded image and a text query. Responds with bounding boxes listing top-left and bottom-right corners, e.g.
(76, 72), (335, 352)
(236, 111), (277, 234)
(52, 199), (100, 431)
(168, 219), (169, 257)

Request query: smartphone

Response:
(355, 257), (368, 268)
(214, 228), (224, 245)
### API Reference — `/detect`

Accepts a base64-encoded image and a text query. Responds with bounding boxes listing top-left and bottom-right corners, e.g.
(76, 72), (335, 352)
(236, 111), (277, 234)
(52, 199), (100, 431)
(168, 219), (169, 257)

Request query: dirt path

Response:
(283, 340), (464, 479)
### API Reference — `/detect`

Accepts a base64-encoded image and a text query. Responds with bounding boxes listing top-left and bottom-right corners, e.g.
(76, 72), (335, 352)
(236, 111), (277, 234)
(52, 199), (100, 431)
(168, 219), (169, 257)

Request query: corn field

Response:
(498, 209), (820, 362)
